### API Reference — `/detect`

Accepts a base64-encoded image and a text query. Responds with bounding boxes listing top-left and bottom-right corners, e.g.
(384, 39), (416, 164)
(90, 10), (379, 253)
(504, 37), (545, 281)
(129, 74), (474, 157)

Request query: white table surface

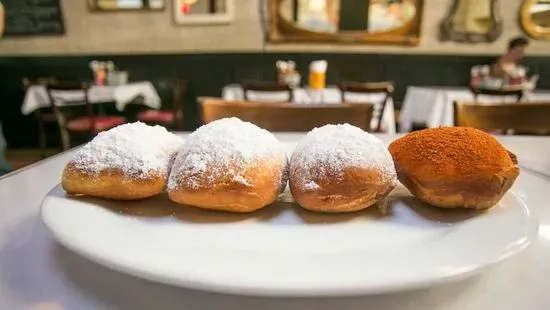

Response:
(222, 84), (396, 134)
(1, 133), (550, 310)
(399, 86), (550, 132)
(21, 81), (162, 115)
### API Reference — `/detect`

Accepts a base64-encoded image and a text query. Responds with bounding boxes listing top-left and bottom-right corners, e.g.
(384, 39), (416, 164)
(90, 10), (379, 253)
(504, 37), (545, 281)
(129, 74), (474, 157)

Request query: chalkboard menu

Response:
(3, 0), (65, 37)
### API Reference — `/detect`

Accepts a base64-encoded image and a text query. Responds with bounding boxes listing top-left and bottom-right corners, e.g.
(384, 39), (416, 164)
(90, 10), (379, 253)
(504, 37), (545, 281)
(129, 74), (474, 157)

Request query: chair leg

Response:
(176, 117), (184, 131)
(38, 123), (48, 159)
(60, 127), (71, 151)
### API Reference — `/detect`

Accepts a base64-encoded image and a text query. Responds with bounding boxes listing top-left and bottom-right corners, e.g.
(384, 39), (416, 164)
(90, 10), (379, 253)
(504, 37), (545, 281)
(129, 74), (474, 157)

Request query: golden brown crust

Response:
(289, 166), (396, 213)
(168, 158), (287, 213)
(61, 163), (166, 200)
(389, 127), (520, 209)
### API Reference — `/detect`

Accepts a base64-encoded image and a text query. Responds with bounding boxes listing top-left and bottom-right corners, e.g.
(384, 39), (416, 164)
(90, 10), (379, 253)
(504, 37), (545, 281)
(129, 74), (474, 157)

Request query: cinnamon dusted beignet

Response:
(388, 127), (519, 210)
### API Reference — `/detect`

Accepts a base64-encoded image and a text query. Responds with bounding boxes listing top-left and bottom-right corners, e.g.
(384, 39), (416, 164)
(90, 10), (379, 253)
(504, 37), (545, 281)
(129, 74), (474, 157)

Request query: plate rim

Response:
(40, 185), (539, 297)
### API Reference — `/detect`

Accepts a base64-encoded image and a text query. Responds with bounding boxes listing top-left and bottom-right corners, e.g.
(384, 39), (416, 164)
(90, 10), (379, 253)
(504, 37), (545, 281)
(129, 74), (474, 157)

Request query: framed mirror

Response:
(520, 0), (550, 40)
(88, 0), (165, 11)
(173, 0), (234, 25)
(267, 0), (424, 45)
(439, 0), (502, 43)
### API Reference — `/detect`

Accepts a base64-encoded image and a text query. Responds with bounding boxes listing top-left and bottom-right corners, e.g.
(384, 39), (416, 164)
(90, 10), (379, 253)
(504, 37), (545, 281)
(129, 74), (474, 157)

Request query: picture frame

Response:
(267, 0), (424, 46)
(173, 0), (235, 25)
(88, 0), (166, 12)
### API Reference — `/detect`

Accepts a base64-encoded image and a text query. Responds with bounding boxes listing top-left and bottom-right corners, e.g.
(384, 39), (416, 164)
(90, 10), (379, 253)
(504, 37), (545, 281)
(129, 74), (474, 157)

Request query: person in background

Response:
(0, 0), (13, 176)
(491, 36), (530, 79)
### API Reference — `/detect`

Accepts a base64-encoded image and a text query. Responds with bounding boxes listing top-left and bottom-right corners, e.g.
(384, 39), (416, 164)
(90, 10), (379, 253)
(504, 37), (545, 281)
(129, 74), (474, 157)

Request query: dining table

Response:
(399, 86), (550, 132)
(222, 84), (396, 134)
(1, 132), (549, 310)
(21, 81), (162, 115)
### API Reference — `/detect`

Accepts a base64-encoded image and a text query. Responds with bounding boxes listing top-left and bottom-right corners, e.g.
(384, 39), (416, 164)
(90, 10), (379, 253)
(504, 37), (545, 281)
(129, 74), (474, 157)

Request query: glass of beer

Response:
(309, 60), (327, 90)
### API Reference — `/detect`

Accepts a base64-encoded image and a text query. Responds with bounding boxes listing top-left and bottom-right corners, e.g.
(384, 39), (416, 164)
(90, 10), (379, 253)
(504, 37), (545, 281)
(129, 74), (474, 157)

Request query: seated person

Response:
(490, 36), (530, 81)
(471, 37), (533, 90)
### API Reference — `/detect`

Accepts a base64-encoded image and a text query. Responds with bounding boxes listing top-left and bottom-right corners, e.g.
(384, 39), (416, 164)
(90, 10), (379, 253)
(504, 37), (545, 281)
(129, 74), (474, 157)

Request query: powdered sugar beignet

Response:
(167, 117), (288, 213)
(289, 124), (397, 213)
(62, 122), (183, 200)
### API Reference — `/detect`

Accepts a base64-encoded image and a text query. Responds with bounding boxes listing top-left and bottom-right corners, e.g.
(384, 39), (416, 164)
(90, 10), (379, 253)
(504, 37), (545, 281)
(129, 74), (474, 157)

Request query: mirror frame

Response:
(520, 0), (550, 40)
(267, 0), (424, 46)
(439, 0), (502, 43)
(88, 0), (166, 12)
(173, 0), (235, 25)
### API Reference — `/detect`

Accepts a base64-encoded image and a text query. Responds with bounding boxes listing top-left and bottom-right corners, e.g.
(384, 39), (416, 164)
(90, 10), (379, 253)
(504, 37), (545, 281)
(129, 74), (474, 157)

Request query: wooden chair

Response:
(454, 101), (550, 133)
(132, 79), (187, 130)
(199, 97), (374, 132)
(241, 80), (293, 102)
(46, 82), (126, 150)
(337, 81), (394, 132)
(22, 77), (58, 158)
(470, 86), (524, 102)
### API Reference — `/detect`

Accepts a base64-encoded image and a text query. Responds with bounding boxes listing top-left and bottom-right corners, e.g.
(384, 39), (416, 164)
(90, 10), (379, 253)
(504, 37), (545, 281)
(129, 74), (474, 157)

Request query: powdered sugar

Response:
(304, 180), (321, 190)
(168, 117), (288, 191)
(69, 122), (183, 179)
(232, 174), (251, 186)
(290, 124), (397, 190)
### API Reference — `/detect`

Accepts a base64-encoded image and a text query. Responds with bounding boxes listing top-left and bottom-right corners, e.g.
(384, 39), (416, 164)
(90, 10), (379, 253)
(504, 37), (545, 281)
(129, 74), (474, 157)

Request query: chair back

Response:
(454, 101), (550, 132)
(22, 77), (59, 119)
(172, 78), (187, 121)
(149, 78), (187, 111)
(44, 82), (93, 150)
(45, 82), (92, 125)
(337, 81), (394, 132)
(200, 97), (374, 132)
(470, 86), (524, 102)
(241, 80), (293, 102)
(22, 77), (57, 91)
(124, 78), (187, 129)
(46, 81), (91, 108)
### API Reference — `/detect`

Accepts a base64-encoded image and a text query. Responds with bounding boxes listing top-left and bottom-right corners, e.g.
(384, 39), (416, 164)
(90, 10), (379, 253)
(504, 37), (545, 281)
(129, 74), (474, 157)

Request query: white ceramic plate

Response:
(41, 181), (537, 297)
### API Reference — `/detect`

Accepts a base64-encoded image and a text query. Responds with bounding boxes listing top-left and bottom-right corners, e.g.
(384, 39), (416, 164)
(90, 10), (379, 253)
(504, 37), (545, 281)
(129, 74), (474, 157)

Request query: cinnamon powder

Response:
(388, 127), (516, 177)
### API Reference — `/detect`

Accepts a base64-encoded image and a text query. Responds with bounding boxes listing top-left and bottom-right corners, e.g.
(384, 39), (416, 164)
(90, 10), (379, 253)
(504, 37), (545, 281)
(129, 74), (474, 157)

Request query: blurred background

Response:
(0, 0), (549, 173)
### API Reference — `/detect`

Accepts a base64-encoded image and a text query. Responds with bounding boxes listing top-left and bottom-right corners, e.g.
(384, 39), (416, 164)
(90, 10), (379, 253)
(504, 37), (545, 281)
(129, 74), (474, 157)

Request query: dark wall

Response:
(1, 52), (549, 148)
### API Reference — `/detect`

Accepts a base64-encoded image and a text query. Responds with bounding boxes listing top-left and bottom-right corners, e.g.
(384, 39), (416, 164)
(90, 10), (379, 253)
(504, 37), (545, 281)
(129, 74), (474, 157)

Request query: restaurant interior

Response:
(1, 0), (549, 171)
(1, 0), (550, 309)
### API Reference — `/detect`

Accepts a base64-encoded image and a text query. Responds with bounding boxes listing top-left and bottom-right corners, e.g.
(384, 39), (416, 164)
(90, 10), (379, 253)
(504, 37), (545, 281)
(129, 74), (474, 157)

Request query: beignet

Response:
(388, 127), (519, 210)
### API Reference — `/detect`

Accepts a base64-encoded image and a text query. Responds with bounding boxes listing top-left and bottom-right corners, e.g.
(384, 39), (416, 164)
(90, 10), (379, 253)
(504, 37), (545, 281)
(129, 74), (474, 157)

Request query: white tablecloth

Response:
(399, 86), (550, 132)
(21, 81), (161, 115)
(222, 84), (396, 134)
(1, 133), (550, 310)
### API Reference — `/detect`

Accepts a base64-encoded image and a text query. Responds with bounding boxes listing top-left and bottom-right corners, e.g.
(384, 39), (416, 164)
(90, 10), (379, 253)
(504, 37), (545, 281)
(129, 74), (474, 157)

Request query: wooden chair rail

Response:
(200, 97), (374, 132)
(454, 101), (550, 132)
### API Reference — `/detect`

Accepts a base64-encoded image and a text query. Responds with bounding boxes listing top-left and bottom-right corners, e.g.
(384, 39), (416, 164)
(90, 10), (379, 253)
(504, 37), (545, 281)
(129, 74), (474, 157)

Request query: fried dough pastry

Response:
(289, 124), (397, 213)
(388, 127), (519, 210)
(167, 117), (288, 213)
(62, 122), (183, 200)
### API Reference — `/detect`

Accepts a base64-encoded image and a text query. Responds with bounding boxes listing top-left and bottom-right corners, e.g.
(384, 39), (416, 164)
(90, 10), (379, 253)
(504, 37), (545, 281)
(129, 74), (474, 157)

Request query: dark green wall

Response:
(1, 52), (549, 148)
